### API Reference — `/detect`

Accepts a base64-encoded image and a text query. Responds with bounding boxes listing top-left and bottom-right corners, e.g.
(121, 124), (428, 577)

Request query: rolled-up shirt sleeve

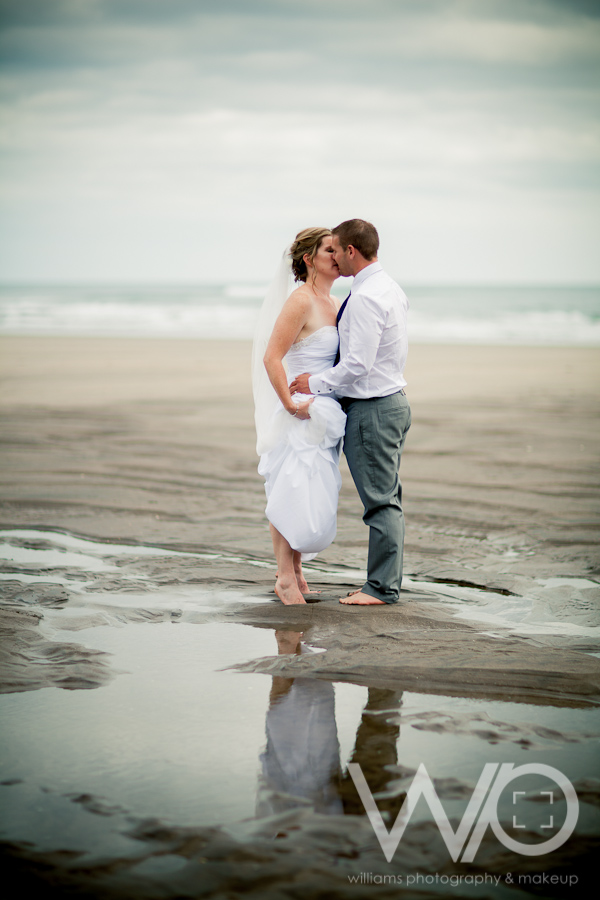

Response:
(308, 293), (387, 395)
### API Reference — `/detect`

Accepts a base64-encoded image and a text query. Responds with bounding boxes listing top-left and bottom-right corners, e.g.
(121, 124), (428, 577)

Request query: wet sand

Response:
(1, 336), (599, 896)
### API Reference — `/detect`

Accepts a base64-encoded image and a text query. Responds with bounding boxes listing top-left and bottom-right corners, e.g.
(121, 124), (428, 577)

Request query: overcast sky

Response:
(1, 0), (599, 283)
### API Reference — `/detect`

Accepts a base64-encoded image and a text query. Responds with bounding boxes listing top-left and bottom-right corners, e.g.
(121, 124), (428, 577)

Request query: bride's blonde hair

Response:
(290, 227), (331, 283)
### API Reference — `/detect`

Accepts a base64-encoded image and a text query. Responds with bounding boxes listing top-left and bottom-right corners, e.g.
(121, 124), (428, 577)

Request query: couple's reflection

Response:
(257, 630), (404, 822)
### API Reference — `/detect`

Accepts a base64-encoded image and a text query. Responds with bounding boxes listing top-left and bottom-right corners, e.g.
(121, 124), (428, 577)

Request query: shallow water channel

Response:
(1, 529), (599, 893)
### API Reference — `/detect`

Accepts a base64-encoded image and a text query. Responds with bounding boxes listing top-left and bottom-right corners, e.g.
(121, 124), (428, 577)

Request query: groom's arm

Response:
(307, 294), (386, 395)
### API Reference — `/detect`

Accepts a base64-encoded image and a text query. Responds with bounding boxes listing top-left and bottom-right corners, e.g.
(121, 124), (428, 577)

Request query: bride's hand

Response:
(290, 397), (313, 420)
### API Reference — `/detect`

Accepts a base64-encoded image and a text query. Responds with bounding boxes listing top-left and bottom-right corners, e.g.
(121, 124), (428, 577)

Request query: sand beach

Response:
(1, 336), (599, 897)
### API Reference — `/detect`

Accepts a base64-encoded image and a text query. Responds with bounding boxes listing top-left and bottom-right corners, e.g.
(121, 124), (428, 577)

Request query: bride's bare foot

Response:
(298, 579), (321, 596)
(275, 577), (307, 605)
(275, 571), (318, 594)
(291, 553), (321, 595)
(339, 591), (386, 606)
(274, 630), (303, 654)
(296, 573), (311, 592)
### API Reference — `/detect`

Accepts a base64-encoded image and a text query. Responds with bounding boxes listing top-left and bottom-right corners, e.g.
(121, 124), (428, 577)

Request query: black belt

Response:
(339, 389), (406, 411)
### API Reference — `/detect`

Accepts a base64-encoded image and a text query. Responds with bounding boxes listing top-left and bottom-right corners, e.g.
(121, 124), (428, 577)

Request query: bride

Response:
(252, 227), (346, 605)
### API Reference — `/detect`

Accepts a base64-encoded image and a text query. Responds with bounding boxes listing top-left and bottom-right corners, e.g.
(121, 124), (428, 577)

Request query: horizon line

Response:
(0, 279), (599, 289)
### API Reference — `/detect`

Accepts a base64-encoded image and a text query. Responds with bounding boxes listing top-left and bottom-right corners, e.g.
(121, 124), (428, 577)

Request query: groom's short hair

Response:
(332, 219), (379, 260)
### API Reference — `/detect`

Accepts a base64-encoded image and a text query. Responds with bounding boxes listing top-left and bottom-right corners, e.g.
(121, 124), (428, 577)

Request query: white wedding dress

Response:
(256, 651), (343, 817)
(258, 326), (346, 559)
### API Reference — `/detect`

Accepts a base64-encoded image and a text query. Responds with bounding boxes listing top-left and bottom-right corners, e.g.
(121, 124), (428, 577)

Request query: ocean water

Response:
(1, 282), (599, 345)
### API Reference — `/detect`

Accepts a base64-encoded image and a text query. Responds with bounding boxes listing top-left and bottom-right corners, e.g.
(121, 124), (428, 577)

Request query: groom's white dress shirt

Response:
(308, 262), (408, 399)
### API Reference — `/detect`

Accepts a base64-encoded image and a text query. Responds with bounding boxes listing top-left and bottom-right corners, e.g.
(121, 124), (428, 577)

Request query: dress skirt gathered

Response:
(258, 326), (346, 559)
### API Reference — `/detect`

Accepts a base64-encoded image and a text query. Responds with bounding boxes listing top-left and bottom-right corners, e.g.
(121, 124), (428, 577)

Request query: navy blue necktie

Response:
(334, 293), (351, 365)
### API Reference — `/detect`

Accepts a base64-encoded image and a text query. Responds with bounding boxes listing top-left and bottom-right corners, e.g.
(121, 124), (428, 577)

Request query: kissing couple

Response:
(252, 219), (411, 606)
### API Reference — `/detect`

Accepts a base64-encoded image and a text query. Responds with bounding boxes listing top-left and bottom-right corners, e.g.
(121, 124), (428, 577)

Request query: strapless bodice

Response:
(285, 326), (338, 379)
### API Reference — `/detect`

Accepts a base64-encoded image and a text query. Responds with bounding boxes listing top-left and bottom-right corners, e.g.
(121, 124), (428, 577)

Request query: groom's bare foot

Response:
(275, 577), (307, 605)
(339, 591), (386, 606)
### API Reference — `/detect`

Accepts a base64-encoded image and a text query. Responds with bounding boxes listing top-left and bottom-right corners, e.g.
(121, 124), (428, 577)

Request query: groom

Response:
(289, 219), (411, 605)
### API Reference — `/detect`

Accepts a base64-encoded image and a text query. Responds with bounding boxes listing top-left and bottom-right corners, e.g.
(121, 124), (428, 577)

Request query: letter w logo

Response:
(348, 761), (577, 863)
(348, 762), (498, 863)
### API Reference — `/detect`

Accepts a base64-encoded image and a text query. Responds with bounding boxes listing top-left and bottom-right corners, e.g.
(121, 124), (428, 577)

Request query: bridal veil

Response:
(251, 246), (293, 456)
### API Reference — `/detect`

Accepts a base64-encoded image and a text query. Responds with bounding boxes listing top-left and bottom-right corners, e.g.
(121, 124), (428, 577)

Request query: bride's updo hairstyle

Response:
(290, 227), (331, 283)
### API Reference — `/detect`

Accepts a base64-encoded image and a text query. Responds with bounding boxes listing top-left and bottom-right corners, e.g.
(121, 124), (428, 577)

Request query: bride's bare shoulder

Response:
(284, 284), (313, 310)
(289, 283), (311, 299)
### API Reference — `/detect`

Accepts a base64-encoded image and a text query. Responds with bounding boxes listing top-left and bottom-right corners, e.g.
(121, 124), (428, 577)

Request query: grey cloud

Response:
(2, 5), (598, 103)
(1, 0), (598, 282)
(542, 0), (600, 19)
(494, 159), (600, 191)
(2, 0), (598, 28)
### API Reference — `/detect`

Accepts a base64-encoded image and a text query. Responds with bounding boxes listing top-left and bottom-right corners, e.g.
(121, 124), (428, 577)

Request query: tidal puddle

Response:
(1, 528), (599, 887)
(0, 528), (276, 580)
(3, 528), (598, 643)
(402, 575), (600, 646)
(1, 616), (599, 857)
(1, 619), (356, 862)
(0, 625), (310, 830)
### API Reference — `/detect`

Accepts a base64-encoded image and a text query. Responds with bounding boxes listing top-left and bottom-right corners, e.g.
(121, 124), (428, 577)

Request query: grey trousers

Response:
(342, 391), (411, 603)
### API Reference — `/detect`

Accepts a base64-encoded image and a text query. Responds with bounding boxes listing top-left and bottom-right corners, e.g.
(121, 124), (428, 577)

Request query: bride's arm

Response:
(263, 290), (313, 420)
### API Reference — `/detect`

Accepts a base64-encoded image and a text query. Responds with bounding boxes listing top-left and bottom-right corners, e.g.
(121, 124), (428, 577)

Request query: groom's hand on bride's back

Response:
(289, 373), (312, 395)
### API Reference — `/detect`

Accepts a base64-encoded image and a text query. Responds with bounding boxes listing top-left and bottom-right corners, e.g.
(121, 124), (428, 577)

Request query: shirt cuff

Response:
(308, 374), (333, 395)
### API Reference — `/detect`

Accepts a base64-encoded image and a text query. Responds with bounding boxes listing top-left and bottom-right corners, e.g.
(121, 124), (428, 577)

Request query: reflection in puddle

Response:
(0, 621), (598, 897)
(1, 527), (599, 889)
(254, 631), (600, 843)
(258, 631), (343, 816)
(3, 617), (597, 842)
(257, 632), (404, 824)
